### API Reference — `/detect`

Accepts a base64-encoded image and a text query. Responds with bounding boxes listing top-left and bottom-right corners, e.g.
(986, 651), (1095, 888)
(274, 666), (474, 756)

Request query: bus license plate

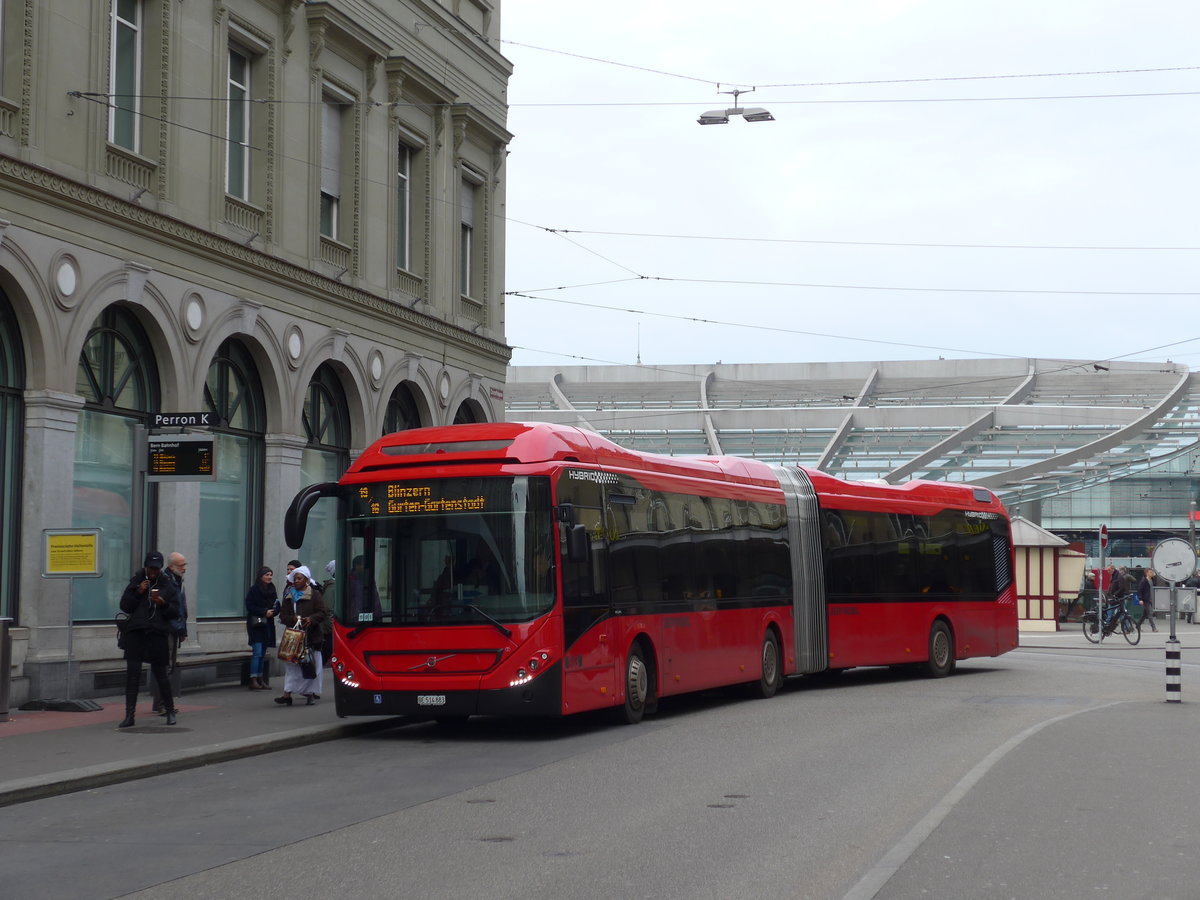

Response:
(417, 694), (446, 707)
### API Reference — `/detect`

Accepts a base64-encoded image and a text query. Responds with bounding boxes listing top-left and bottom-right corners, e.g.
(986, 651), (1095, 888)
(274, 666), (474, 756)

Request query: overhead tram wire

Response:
(509, 225), (1200, 368)
(498, 41), (1200, 91)
(513, 224), (1199, 253)
(510, 291), (1199, 389)
(508, 279), (1200, 298)
(507, 290), (1024, 359)
(508, 220), (1200, 300)
(505, 90), (1200, 108)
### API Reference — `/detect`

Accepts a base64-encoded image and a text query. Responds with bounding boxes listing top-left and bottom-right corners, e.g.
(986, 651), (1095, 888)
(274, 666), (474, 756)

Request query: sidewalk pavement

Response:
(3, 615), (1199, 810)
(1018, 613), (1200, 649)
(0, 678), (406, 809)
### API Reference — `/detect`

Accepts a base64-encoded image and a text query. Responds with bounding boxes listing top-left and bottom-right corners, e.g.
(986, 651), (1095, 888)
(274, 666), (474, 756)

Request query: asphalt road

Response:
(2, 643), (1195, 900)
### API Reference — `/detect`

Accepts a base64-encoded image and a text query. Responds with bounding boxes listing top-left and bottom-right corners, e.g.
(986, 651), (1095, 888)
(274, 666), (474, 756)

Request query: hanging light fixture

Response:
(697, 87), (775, 125)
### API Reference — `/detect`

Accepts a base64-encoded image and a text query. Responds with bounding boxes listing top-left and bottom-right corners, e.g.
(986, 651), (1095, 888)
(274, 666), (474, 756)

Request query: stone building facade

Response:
(0, 0), (510, 703)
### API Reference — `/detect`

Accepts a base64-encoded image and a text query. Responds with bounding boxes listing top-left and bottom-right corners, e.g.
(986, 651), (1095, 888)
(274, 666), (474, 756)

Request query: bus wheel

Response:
(925, 620), (955, 678)
(753, 630), (782, 698)
(620, 644), (653, 725)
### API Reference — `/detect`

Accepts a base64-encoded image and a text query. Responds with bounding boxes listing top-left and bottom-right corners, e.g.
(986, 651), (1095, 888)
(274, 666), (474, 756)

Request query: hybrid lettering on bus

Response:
(284, 422), (1018, 723)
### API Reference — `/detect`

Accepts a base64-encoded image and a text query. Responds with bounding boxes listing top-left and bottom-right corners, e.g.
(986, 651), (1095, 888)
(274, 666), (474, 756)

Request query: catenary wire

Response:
(499, 41), (1200, 90)
(513, 223), (1198, 253)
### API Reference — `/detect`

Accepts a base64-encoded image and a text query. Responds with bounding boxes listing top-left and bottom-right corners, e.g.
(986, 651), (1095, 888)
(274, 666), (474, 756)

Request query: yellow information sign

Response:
(43, 529), (102, 577)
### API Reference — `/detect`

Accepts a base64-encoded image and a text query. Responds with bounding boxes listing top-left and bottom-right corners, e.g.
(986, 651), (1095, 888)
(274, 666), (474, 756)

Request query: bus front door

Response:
(559, 520), (615, 714)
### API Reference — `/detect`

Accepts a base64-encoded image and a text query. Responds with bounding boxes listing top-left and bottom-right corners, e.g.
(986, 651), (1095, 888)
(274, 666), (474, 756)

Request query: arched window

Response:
(453, 401), (480, 425)
(303, 363), (349, 450)
(201, 338), (266, 616)
(383, 382), (422, 435)
(300, 363), (350, 579)
(0, 290), (25, 618)
(72, 306), (159, 620)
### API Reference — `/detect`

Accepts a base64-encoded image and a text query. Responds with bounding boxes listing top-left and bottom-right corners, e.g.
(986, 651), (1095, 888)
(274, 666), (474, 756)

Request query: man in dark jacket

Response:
(1137, 567), (1158, 632)
(151, 552), (188, 714)
(118, 551), (181, 727)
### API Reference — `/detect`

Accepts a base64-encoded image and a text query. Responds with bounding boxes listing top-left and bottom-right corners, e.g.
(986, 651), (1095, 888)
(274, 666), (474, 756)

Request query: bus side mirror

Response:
(284, 482), (340, 549)
(566, 523), (589, 562)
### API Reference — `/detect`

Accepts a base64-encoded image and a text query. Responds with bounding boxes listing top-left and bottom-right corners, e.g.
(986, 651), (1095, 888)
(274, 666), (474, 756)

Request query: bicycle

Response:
(1081, 598), (1141, 645)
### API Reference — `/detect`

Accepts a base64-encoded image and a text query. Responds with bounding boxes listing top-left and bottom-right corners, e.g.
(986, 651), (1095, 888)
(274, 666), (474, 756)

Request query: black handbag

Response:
(299, 648), (317, 680)
(115, 611), (131, 649)
(248, 615), (267, 627)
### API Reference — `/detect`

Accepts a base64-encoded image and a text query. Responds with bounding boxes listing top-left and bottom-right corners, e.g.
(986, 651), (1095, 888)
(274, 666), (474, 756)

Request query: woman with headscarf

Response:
(274, 565), (328, 705)
(244, 566), (279, 690)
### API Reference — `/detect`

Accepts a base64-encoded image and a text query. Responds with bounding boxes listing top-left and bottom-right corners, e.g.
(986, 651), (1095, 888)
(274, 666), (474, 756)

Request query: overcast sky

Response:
(497, 1), (1199, 372)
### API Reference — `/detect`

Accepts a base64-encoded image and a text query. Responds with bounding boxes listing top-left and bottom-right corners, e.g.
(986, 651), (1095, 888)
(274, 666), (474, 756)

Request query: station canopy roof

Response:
(504, 358), (1200, 506)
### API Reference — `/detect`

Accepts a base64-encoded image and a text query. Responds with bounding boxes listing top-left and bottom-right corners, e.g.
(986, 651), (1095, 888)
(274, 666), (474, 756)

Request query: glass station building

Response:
(506, 359), (1200, 569)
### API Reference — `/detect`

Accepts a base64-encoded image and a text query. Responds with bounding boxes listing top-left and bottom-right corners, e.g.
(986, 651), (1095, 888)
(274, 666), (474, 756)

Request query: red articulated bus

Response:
(284, 422), (1018, 723)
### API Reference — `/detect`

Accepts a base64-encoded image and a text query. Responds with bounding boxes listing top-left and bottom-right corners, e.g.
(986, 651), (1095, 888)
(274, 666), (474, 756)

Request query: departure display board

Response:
(147, 434), (216, 482)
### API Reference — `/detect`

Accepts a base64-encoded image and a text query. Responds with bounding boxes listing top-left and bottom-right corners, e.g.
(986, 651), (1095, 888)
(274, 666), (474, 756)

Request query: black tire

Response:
(1082, 613), (1101, 643)
(925, 620), (955, 678)
(752, 630), (783, 698)
(619, 643), (654, 725)
(1121, 614), (1141, 646)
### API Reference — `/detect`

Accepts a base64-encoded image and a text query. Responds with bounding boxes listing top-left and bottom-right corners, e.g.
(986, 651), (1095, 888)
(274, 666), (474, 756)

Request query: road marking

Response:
(840, 700), (1126, 900)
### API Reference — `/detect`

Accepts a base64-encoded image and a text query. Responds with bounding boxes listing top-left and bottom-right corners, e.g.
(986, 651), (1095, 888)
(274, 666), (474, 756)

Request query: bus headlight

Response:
(509, 650), (552, 687)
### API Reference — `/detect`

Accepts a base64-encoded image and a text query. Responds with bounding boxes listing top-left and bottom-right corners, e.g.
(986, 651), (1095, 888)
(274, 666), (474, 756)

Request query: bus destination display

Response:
(147, 434), (216, 482)
(357, 483), (486, 516)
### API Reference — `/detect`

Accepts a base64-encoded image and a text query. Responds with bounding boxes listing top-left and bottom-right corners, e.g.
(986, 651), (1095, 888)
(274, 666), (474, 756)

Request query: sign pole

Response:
(1097, 524), (1107, 642)
(1150, 537), (1196, 704)
(38, 529), (104, 712)
(65, 579), (76, 701)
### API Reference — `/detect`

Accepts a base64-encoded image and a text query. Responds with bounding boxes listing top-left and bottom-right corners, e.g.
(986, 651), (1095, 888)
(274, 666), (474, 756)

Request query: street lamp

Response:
(697, 87), (775, 125)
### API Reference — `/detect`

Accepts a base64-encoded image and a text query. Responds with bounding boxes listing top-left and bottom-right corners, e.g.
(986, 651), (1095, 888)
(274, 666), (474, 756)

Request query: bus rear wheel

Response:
(619, 644), (654, 725)
(752, 630), (782, 699)
(925, 620), (955, 678)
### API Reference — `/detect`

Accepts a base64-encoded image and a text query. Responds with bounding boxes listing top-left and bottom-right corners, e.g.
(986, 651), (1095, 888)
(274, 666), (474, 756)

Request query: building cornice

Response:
(0, 155), (511, 363)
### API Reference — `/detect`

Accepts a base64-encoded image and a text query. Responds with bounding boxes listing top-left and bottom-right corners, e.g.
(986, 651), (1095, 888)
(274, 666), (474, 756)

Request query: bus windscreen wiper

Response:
(462, 605), (512, 638)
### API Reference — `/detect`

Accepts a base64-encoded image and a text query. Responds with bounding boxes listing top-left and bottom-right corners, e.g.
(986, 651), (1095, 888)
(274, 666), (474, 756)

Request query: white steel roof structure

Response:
(504, 359), (1200, 505)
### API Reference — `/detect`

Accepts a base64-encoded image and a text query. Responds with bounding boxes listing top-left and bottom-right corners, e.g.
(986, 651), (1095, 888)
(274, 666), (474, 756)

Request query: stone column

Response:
(18, 390), (83, 699)
(264, 433), (308, 566)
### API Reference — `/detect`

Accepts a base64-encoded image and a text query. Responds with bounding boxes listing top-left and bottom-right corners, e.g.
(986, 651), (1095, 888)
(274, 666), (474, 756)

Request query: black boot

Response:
(165, 709), (177, 726)
(119, 708), (136, 728)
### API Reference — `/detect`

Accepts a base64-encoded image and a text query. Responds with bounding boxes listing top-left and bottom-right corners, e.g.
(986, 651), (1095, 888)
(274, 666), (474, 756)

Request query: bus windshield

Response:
(341, 475), (555, 629)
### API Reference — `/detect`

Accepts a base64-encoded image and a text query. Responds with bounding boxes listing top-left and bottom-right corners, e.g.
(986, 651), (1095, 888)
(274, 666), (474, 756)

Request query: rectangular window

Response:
(396, 144), (411, 270)
(72, 410), (139, 621)
(459, 179), (475, 297)
(226, 48), (250, 199)
(199, 432), (264, 617)
(109, 0), (142, 150)
(320, 98), (342, 239)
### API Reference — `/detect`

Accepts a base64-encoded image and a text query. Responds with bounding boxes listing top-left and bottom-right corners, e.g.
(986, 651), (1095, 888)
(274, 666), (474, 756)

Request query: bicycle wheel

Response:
(1082, 614), (1101, 643)
(1121, 614), (1141, 645)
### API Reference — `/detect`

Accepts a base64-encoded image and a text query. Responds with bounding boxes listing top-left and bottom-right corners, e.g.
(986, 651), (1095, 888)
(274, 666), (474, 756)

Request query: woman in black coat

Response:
(244, 566), (279, 690)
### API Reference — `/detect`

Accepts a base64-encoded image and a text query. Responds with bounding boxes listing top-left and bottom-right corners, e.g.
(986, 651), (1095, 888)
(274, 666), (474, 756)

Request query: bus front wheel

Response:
(620, 644), (654, 725)
(925, 620), (955, 678)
